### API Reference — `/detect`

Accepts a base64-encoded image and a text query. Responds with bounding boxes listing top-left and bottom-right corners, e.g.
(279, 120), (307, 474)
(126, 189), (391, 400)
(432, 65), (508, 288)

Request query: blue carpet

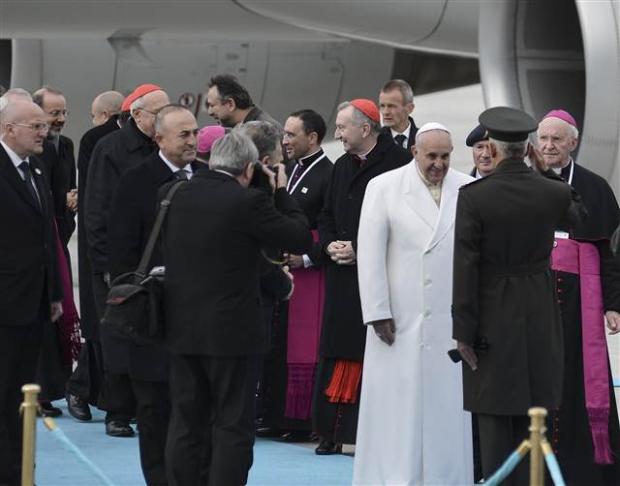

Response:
(35, 401), (352, 485)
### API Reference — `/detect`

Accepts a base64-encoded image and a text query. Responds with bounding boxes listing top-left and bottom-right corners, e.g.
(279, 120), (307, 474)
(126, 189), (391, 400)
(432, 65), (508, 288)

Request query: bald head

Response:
(91, 91), (124, 126)
(1, 100), (48, 158)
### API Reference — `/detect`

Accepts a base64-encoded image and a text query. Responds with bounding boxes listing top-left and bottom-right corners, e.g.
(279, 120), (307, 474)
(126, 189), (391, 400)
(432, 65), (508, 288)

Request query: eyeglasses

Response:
(48, 110), (69, 117)
(9, 122), (50, 132)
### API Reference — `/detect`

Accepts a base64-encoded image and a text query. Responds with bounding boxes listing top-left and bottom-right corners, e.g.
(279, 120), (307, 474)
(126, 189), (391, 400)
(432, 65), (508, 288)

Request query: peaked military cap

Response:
(465, 124), (488, 147)
(478, 106), (537, 143)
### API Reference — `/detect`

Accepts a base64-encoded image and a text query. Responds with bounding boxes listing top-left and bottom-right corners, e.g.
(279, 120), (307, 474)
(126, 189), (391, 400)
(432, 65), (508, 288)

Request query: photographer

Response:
(163, 130), (311, 485)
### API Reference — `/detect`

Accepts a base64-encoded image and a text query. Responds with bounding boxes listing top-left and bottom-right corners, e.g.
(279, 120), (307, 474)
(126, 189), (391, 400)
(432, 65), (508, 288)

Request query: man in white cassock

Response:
(353, 123), (474, 486)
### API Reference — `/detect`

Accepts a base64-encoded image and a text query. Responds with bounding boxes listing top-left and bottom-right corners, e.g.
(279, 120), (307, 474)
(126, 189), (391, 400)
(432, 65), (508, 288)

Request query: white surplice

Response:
(353, 162), (474, 486)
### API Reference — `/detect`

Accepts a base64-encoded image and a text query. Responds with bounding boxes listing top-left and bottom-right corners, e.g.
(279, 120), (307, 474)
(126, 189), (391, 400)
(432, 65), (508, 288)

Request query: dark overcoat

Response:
(76, 116), (119, 339)
(84, 118), (155, 274)
(570, 161), (619, 239)
(107, 153), (177, 380)
(163, 170), (312, 356)
(317, 133), (411, 360)
(452, 158), (572, 415)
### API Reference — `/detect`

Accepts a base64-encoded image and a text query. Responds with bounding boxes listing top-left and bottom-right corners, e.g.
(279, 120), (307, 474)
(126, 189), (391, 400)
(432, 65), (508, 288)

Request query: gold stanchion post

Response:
(20, 383), (40, 486)
(528, 407), (547, 486)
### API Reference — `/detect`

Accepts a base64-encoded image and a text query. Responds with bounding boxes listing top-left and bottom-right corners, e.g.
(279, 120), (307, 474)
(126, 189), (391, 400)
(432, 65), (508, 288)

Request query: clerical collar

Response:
(298, 148), (323, 166)
(356, 142), (377, 161)
(159, 150), (193, 175)
(551, 157), (572, 174)
(390, 121), (411, 140)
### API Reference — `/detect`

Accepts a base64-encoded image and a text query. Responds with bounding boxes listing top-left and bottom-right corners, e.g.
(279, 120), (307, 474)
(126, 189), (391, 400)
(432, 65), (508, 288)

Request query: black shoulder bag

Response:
(100, 180), (187, 345)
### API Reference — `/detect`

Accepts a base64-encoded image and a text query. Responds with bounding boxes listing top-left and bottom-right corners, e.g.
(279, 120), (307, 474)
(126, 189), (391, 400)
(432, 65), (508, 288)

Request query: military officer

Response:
(452, 107), (573, 485)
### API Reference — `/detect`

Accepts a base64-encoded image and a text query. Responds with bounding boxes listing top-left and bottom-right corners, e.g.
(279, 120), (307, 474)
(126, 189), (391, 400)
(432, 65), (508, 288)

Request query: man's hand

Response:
(66, 189), (78, 212)
(527, 144), (548, 173)
(605, 310), (620, 335)
(372, 319), (396, 346)
(326, 241), (345, 258)
(286, 254), (304, 269)
(283, 265), (294, 300)
(50, 301), (63, 323)
(331, 240), (356, 265)
(457, 341), (478, 371)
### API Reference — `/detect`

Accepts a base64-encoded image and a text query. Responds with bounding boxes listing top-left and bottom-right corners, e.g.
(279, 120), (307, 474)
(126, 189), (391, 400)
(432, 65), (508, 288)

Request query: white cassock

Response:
(353, 162), (474, 486)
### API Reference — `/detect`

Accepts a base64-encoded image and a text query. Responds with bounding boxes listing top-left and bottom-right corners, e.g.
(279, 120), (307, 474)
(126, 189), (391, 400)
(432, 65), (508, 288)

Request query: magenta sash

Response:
(53, 223), (81, 365)
(551, 238), (614, 464)
(284, 230), (325, 419)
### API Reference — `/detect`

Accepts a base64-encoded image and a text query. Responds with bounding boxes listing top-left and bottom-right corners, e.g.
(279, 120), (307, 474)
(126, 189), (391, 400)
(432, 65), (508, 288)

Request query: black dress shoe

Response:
(315, 439), (342, 455)
(278, 431), (315, 443)
(39, 402), (62, 418)
(66, 394), (92, 421)
(255, 426), (282, 438)
(105, 420), (135, 438)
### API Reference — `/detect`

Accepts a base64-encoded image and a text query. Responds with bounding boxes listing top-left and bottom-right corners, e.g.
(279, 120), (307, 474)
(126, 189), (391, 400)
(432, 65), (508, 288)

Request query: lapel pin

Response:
(34, 168), (42, 175)
(301, 187), (308, 194)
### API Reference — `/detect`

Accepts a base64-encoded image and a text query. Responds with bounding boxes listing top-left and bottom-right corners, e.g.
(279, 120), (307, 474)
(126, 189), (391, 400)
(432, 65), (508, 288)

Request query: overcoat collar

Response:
(403, 162), (461, 251)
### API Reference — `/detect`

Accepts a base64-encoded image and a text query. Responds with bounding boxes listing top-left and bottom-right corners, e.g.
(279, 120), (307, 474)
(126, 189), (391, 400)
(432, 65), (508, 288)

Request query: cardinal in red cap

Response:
(312, 101), (412, 454)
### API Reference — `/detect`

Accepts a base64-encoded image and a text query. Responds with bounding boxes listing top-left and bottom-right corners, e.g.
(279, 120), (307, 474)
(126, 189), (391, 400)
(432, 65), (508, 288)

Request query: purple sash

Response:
(551, 238), (614, 464)
(284, 230), (325, 420)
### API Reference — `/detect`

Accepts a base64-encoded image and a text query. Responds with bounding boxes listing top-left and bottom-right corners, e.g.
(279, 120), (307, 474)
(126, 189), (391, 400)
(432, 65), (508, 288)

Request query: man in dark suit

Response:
(163, 130), (312, 485)
(452, 107), (573, 485)
(206, 74), (279, 128)
(66, 90), (124, 422)
(108, 104), (198, 485)
(85, 84), (170, 437)
(256, 109), (332, 440)
(32, 87), (78, 416)
(379, 79), (419, 150)
(314, 99), (411, 454)
(33, 86), (77, 249)
(0, 99), (63, 485)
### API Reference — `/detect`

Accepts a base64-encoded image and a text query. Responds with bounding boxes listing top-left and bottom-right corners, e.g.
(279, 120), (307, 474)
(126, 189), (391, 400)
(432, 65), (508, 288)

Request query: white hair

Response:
(209, 130), (259, 175)
(129, 97), (144, 116)
(0, 88), (32, 114)
(337, 101), (381, 135)
(489, 137), (528, 158)
(537, 117), (580, 139)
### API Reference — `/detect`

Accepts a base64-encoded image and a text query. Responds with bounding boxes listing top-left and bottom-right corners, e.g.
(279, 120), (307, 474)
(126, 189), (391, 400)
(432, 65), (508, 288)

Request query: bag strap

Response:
(135, 180), (188, 277)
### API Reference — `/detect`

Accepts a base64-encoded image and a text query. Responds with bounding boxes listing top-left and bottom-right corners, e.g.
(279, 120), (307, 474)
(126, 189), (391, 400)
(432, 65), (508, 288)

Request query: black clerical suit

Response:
(107, 152), (185, 485)
(452, 158), (573, 484)
(66, 115), (120, 406)
(35, 135), (76, 403)
(260, 149), (333, 432)
(85, 118), (156, 425)
(314, 133), (411, 444)
(550, 159), (620, 485)
(38, 134), (76, 247)
(381, 116), (418, 150)
(0, 144), (61, 485)
(163, 170), (312, 486)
